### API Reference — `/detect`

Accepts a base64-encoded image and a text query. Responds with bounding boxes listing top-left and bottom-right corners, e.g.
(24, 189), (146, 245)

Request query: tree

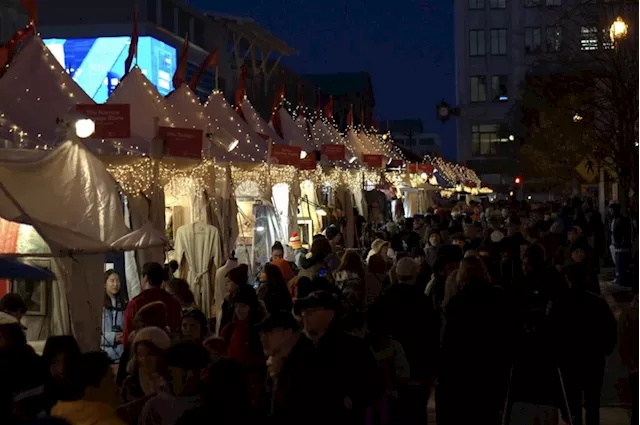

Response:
(512, 0), (639, 213)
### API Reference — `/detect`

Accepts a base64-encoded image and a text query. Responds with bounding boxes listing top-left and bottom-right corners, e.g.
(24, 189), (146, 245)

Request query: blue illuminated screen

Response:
(43, 36), (176, 103)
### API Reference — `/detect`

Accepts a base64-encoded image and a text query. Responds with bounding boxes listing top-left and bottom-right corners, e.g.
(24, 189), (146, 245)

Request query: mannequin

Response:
(174, 221), (222, 317)
(213, 251), (238, 335)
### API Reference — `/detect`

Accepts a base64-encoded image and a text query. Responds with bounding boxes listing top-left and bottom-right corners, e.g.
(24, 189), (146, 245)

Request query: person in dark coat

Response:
(438, 256), (512, 425)
(270, 291), (383, 425)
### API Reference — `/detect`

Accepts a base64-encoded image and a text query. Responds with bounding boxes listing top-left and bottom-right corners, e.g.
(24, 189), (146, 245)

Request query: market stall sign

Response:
(321, 144), (345, 161)
(270, 144), (301, 166)
(407, 163), (434, 174)
(363, 154), (384, 168)
(298, 154), (317, 170)
(76, 104), (130, 138)
(159, 127), (203, 158)
(388, 159), (403, 168)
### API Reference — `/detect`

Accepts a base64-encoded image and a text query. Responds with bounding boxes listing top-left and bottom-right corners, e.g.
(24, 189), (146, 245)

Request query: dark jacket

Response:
(270, 323), (384, 425)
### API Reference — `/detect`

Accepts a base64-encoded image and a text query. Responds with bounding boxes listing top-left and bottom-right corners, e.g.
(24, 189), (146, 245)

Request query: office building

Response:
(454, 0), (567, 188)
(380, 119), (442, 159)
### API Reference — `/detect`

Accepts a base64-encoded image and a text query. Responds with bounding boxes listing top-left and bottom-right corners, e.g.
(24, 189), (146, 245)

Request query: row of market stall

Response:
(0, 36), (490, 349)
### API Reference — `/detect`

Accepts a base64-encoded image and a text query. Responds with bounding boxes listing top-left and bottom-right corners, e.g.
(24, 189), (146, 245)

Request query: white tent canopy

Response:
(0, 37), (93, 143)
(0, 140), (165, 350)
(106, 66), (178, 147)
(239, 97), (285, 145)
(278, 109), (315, 155)
(204, 92), (267, 162)
(311, 119), (359, 165)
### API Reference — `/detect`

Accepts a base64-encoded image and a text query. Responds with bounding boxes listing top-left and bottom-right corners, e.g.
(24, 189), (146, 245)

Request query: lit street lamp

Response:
(610, 17), (628, 43)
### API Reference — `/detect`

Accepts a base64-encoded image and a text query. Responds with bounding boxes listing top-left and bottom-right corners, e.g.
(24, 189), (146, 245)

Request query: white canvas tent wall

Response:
(346, 129), (368, 157)
(0, 140), (165, 350)
(239, 97), (285, 145)
(203, 92), (268, 162)
(0, 37), (94, 143)
(105, 67), (178, 150)
(278, 108), (315, 155)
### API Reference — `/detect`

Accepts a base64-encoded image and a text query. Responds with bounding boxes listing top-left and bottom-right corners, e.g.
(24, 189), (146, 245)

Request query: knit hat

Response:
(134, 301), (167, 330)
(396, 257), (419, 282)
(490, 230), (505, 243)
(289, 232), (302, 250)
(132, 326), (171, 351)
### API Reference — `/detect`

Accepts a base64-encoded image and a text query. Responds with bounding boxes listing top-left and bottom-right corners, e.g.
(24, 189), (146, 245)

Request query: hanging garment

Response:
(174, 221), (222, 317)
(214, 258), (237, 335)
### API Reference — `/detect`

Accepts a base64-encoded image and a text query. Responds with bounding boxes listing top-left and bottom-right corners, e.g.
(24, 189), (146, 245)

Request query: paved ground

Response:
(424, 272), (635, 425)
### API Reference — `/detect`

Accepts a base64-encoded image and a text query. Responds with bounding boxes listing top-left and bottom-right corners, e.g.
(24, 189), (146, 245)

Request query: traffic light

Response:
(514, 177), (522, 185)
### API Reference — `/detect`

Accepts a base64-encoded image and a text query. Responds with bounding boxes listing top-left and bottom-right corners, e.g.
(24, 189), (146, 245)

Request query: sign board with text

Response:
(76, 104), (130, 138)
(298, 154), (317, 170)
(159, 126), (203, 158)
(363, 154), (384, 168)
(270, 144), (301, 166)
(321, 144), (345, 161)
(407, 163), (434, 174)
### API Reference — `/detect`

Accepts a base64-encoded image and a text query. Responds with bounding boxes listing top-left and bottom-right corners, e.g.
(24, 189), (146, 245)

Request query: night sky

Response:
(191, 0), (456, 159)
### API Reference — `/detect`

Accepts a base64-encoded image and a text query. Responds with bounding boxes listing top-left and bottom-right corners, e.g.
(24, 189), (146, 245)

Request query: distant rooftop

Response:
(380, 119), (424, 134)
(302, 72), (372, 96)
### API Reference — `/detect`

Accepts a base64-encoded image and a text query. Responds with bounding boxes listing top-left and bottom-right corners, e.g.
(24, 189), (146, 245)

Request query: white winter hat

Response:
(490, 230), (505, 243)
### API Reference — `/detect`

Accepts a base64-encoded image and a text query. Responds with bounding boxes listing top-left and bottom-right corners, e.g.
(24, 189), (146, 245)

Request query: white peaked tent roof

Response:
(0, 37), (93, 142)
(239, 97), (285, 145)
(204, 92), (267, 162)
(0, 140), (159, 254)
(278, 109), (315, 154)
(311, 120), (359, 165)
(106, 67), (178, 146)
(346, 129), (369, 157)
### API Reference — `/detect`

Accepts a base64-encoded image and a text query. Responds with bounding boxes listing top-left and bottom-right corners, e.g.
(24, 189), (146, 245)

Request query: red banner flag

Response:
(269, 82), (285, 139)
(323, 96), (334, 123)
(234, 65), (247, 109)
(124, 6), (138, 77)
(172, 33), (190, 89)
(346, 105), (354, 128)
(270, 143), (301, 166)
(20, 0), (38, 26)
(189, 46), (218, 91)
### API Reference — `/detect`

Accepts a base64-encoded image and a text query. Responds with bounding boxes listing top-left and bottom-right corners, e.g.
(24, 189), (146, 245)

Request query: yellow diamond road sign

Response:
(576, 157), (598, 182)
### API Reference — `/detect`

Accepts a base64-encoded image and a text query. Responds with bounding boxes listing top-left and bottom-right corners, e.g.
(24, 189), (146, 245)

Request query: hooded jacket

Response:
(51, 400), (126, 425)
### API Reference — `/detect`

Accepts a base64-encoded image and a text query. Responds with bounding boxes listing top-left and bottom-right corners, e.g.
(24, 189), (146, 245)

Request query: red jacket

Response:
(122, 287), (182, 346)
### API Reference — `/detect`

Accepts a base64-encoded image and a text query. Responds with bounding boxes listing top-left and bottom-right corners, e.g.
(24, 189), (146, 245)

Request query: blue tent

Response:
(0, 258), (55, 280)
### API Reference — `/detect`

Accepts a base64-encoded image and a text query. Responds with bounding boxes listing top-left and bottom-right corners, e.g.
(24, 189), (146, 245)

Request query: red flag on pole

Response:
(323, 96), (334, 123)
(270, 82), (285, 139)
(234, 65), (247, 109)
(347, 105), (354, 128)
(172, 33), (189, 89)
(188, 46), (218, 91)
(124, 6), (138, 77)
(20, 0), (38, 26)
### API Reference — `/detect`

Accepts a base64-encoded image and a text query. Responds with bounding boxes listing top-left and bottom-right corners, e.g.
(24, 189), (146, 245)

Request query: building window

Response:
(491, 75), (508, 101)
(525, 27), (542, 53)
(524, 0), (540, 6)
(546, 26), (562, 52)
(161, 0), (174, 32)
(602, 29), (614, 49)
(471, 124), (509, 156)
(470, 76), (487, 102)
(490, 0), (507, 8)
(193, 19), (205, 47)
(545, 0), (561, 5)
(178, 9), (191, 38)
(469, 0), (485, 9)
(490, 29), (507, 55)
(147, 0), (158, 23)
(580, 26), (598, 51)
(469, 30), (486, 56)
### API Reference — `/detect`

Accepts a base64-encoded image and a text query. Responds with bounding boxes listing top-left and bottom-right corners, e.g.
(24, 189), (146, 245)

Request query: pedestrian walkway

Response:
(597, 277), (633, 425)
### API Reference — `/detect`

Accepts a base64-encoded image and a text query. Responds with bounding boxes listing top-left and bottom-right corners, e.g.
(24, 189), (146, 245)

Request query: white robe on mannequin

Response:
(213, 258), (237, 335)
(174, 221), (222, 317)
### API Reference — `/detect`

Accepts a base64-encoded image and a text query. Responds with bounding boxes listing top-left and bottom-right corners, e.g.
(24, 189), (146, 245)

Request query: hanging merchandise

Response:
(174, 221), (222, 317)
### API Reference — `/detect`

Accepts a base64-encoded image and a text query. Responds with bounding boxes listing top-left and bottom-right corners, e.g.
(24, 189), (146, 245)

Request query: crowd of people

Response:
(0, 197), (637, 425)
